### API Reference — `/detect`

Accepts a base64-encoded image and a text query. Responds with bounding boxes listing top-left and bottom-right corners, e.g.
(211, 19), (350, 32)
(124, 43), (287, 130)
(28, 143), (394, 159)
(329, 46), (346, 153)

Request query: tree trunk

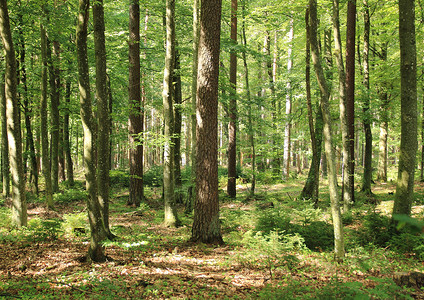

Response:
(309, 0), (344, 261)
(393, 0), (417, 216)
(128, 0), (144, 207)
(77, 0), (106, 262)
(173, 47), (183, 204)
(344, 0), (356, 210)
(191, 0), (224, 244)
(64, 80), (74, 186)
(0, 74), (9, 198)
(361, 0), (372, 195)
(0, 0), (27, 227)
(300, 8), (322, 205)
(40, 20), (53, 208)
(241, 0), (255, 195)
(163, 0), (180, 227)
(283, 21), (293, 180)
(227, 0), (237, 198)
(377, 44), (389, 182)
(93, 0), (113, 239)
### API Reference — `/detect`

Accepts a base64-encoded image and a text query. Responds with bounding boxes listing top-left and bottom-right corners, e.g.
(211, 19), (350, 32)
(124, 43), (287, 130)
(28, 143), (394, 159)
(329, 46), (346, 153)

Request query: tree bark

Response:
(128, 0), (144, 207)
(173, 47), (183, 204)
(309, 0), (344, 261)
(227, 0), (237, 198)
(93, 0), (113, 238)
(344, 0), (356, 209)
(191, 0), (224, 244)
(0, 73), (9, 198)
(283, 21), (293, 180)
(64, 80), (74, 186)
(40, 20), (53, 208)
(0, 0), (27, 227)
(77, 0), (106, 262)
(361, 0), (372, 195)
(163, 0), (180, 227)
(393, 0), (417, 216)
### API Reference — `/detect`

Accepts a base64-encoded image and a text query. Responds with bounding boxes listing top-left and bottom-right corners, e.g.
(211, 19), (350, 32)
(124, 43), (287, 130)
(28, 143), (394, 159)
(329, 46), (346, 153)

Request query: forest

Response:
(0, 0), (424, 298)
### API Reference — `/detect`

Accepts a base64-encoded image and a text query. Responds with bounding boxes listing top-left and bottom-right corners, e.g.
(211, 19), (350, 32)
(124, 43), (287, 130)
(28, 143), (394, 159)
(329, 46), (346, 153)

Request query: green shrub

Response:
(296, 221), (334, 251)
(143, 165), (163, 187)
(27, 218), (62, 241)
(389, 232), (424, 259)
(62, 212), (89, 236)
(255, 207), (291, 235)
(53, 189), (88, 204)
(358, 212), (393, 247)
(109, 170), (130, 188)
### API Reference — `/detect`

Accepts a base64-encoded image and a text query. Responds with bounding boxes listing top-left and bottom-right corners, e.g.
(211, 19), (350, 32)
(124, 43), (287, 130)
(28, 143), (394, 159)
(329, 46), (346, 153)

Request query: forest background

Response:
(0, 0), (424, 298)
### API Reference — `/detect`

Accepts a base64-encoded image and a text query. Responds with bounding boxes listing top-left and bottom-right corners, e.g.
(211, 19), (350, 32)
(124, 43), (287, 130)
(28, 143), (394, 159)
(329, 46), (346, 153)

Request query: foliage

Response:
(62, 212), (89, 237)
(143, 166), (163, 187)
(357, 212), (393, 247)
(109, 170), (130, 188)
(53, 189), (88, 204)
(26, 218), (62, 241)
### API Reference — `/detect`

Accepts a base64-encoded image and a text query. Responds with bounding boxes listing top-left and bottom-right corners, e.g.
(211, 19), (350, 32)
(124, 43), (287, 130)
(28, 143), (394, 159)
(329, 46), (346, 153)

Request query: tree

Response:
(283, 20), (293, 180)
(163, 0), (180, 227)
(128, 0), (144, 207)
(64, 80), (74, 186)
(0, 0), (27, 227)
(191, 0), (224, 244)
(40, 17), (53, 208)
(361, 0), (372, 195)
(227, 0), (237, 198)
(393, 0), (417, 216)
(93, 0), (113, 238)
(77, 0), (105, 262)
(344, 0), (356, 209)
(309, 0), (344, 261)
(0, 73), (9, 198)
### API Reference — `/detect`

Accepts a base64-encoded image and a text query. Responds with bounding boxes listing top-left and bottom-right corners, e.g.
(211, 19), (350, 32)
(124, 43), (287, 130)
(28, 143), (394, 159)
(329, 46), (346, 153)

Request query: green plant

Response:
(62, 212), (89, 236)
(53, 189), (88, 204)
(109, 170), (130, 188)
(255, 207), (291, 235)
(143, 165), (163, 187)
(358, 212), (393, 247)
(27, 218), (62, 241)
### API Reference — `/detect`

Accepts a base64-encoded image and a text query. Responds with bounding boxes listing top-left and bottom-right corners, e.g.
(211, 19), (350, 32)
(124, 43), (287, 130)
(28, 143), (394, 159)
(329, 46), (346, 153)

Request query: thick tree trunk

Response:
(77, 0), (106, 262)
(309, 0), (344, 261)
(128, 0), (144, 207)
(361, 0), (372, 195)
(40, 21), (53, 208)
(93, 0), (113, 239)
(191, 0), (224, 244)
(163, 0), (180, 227)
(227, 0), (237, 198)
(0, 0), (27, 226)
(393, 0), (417, 216)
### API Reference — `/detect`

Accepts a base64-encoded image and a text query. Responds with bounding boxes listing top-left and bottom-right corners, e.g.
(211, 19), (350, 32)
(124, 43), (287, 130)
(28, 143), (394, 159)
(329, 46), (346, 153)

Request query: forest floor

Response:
(1, 176), (424, 299)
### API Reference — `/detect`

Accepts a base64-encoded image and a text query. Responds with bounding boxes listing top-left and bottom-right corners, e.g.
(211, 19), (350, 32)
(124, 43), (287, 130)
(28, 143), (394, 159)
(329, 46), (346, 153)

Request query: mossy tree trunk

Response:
(0, 0), (27, 227)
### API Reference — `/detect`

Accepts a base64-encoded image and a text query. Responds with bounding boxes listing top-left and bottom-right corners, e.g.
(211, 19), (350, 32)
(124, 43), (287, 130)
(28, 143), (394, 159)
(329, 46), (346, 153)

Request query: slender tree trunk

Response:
(64, 80), (74, 186)
(0, 74), (9, 198)
(128, 0), (144, 207)
(361, 0), (372, 195)
(309, 0), (344, 261)
(377, 44), (389, 182)
(283, 20), (293, 180)
(393, 0), (417, 216)
(93, 0), (113, 239)
(40, 21), (53, 208)
(241, 0), (255, 195)
(421, 68), (424, 182)
(77, 0), (106, 262)
(163, 0), (180, 227)
(0, 0), (27, 226)
(227, 0), (237, 198)
(191, 0), (224, 244)
(344, 0), (356, 209)
(173, 47), (183, 204)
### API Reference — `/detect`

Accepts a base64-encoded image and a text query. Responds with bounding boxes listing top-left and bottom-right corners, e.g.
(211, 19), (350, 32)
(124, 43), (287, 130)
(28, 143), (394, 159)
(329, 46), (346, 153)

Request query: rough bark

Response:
(77, 0), (105, 262)
(309, 0), (344, 261)
(191, 0), (224, 244)
(93, 0), (113, 238)
(361, 0), (372, 195)
(393, 0), (417, 216)
(173, 47), (183, 204)
(128, 0), (144, 207)
(0, 0), (27, 227)
(64, 80), (74, 186)
(227, 0), (237, 198)
(163, 0), (180, 227)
